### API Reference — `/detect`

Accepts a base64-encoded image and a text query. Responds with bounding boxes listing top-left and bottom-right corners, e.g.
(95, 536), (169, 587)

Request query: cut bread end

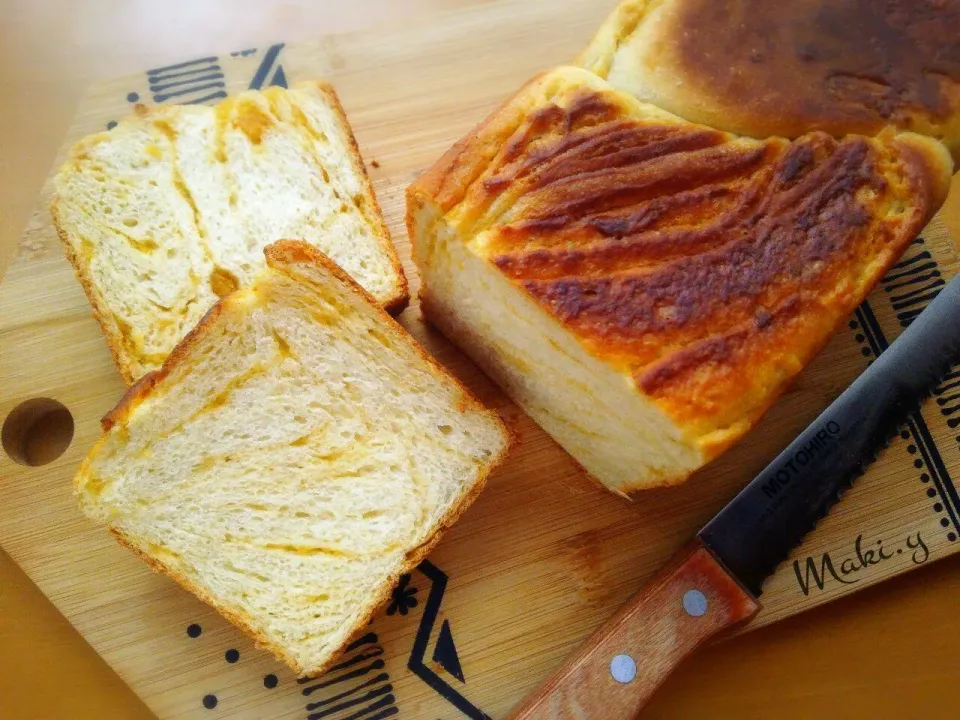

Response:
(407, 194), (703, 496)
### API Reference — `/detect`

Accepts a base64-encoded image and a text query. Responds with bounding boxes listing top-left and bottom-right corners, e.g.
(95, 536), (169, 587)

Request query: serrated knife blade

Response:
(699, 272), (960, 596)
(512, 274), (960, 719)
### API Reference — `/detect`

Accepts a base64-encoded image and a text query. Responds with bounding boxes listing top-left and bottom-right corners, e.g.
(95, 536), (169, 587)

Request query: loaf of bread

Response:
(53, 82), (408, 384)
(577, 0), (960, 160)
(407, 66), (952, 496)
(74, 240), (511, 676)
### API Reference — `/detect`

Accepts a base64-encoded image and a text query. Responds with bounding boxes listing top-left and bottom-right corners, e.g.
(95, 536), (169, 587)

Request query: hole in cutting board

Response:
(2, 398), (75, 466)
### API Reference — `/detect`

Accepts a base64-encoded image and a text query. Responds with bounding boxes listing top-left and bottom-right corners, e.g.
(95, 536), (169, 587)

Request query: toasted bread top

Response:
(577, 0), (960, 160)
(409, 67), (952, 443)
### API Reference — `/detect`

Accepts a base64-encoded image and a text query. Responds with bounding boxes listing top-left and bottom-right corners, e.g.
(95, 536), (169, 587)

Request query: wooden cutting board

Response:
(2, 1), (959, 717)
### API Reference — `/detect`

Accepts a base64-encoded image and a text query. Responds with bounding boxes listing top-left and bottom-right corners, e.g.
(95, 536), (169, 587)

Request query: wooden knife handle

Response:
(509, 540), (760, 719)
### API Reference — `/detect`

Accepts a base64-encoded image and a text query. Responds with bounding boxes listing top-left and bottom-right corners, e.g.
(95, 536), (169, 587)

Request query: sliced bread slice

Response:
(53, 81), (408, 384)
(74, 240), (510, 677)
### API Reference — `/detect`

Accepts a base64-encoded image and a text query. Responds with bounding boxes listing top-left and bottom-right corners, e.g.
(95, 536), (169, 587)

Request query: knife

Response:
(510, 273), (960, 719)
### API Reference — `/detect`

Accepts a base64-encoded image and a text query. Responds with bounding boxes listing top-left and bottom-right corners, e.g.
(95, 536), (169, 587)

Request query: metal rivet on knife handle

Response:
(609, 654), (637, 684)
(509, 543), (760, 718)
(682, 589), (708, 617)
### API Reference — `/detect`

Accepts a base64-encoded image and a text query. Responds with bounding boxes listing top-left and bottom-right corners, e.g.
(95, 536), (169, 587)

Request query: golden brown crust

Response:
(891, 132), (956, 218)
(408, 70), (589, 218)
(296, 81), (410, 313)
(410, 67), (952, 453)
(83, 239), (511, 677)
(580, 0), (960, 159)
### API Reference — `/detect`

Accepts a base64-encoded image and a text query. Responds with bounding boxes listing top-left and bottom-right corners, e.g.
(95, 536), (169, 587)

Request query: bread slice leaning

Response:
(53, 81), (408, 385)
(74, 240), (511, 677)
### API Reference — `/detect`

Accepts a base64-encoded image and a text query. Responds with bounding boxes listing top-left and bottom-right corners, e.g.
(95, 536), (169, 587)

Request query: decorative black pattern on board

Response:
(297, 633), (398, 720)
(882, 237), (946, 328)
(147, 56), (227, 105)
(433, 619), (465, 683)
(181, 560), (486, 717)
(408, 561), (490, 720)
(183, 622), (283, 712)
(849, 235), (960, 544)
(934, 367), (960, 436)
(287, 561), (486, 718)
(386, 573), (419, 616)
(247, 43), (288, 90)
(106, 44), (288, 130)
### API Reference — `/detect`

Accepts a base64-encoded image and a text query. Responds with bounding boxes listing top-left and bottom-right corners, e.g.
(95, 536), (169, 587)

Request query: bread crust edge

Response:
(300, 81), (410, 314)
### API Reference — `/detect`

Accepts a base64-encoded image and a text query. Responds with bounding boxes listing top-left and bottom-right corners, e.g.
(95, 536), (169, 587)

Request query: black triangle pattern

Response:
(432, 619), (464, 683)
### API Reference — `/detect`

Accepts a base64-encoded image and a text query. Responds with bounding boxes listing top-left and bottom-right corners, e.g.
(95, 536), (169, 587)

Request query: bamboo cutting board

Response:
(2, 1), (960, 717)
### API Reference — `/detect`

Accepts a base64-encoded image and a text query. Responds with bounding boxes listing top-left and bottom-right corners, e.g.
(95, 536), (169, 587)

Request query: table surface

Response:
(3, 1), (960, 718)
